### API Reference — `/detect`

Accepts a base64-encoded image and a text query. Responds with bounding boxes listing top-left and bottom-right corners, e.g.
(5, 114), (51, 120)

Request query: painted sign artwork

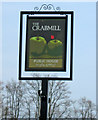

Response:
(25, 16), (67, 71)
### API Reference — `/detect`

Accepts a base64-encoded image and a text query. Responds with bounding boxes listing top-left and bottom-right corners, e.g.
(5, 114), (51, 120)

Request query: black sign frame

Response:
(19, 11), (74, 80)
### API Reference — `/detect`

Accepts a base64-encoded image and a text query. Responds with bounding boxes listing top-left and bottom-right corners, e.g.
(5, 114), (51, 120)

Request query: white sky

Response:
(0, 1), (97, 105)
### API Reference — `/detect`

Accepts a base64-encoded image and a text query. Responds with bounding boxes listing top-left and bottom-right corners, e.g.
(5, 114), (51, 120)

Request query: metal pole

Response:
(39, 79), (48, 120)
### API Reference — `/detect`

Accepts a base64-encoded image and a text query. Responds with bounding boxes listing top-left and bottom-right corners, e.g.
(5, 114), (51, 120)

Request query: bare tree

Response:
(25, 80), (72, 119)
(71, 97), (96, 119)
(2, 80), (27, 119)
(0, 81), (2, 119)
(24, 80), (41, 118)
(78, 97), (96, 118)
(1, 79), (96, 119)
(48, 81), (71, 119)
(1, 79), (41, 119)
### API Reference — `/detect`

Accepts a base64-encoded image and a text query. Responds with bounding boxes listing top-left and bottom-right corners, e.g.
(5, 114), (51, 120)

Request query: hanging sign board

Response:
(19, 11), (74, 80)
(25, 16), (67, 71)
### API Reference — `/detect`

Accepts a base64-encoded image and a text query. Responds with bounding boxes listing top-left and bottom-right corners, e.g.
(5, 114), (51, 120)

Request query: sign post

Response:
(39, 80), (48, 119)
(19, 4), (74, 120)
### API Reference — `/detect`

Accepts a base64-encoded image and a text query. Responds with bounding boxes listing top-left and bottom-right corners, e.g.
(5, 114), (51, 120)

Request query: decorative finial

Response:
(34, 4), (61, 11)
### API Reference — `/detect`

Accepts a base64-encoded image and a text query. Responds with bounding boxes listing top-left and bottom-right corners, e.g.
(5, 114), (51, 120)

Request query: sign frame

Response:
(19, 11), (74, 80)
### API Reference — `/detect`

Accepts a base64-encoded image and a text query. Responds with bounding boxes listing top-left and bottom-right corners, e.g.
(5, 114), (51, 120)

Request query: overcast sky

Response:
(1, 2), (96, 103)
(0, 0), (97, 2)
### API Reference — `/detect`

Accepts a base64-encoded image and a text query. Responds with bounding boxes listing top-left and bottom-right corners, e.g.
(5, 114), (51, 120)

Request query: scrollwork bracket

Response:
(34, 4), (61, 11)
